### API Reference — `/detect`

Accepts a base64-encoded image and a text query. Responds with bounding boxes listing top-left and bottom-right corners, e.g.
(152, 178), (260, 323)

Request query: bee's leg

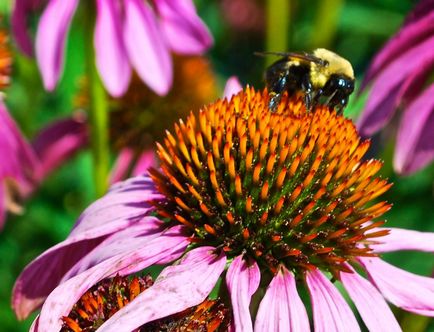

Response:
(268, 75), (288, 112)
(268, 92), (282, 112)
(301, 75), (314, 111)
(335, 96), (349, 114)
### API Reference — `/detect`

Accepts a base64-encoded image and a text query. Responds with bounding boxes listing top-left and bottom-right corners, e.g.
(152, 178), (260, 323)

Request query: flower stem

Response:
(85, 3), (109, 197)
(265, 0), (291, 66)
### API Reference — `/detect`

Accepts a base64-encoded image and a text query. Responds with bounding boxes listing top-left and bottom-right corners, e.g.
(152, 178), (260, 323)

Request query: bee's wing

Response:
(255, 51), (328, 66)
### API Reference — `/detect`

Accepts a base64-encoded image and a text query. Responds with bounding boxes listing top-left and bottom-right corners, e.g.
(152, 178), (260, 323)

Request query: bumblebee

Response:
(258, 48), (355, 112)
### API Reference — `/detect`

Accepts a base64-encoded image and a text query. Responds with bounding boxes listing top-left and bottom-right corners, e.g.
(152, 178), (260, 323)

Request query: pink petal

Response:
(255, 266), (309, 331)
(11, 0), (35, 56)
(131, 149), (157, 176)
(361, 10), (434, 90)
(12, 237), (104, 320)
(155, 0), (213, 55)
(306, 269), (360, 332)
(32, 113), (88, 180)
(223, 76), (243, 100)
(98, 247), (226, 331)
(123, 0), (172, 96)
(394, 84), (434, 174)
(226, 255), (260, 332)
(357, 35), (434, 137)
(340, 265), (401, 332)
(95, 0), (132, 97)
(110, 148), (134, 184)
(370, 227), (434, 253)
(60, 217), (164, 281)
(35, 226), (189, 332)
(35, 0), (79, 91)
(360, 257), (434, 316)
(12, 175), (162, 318)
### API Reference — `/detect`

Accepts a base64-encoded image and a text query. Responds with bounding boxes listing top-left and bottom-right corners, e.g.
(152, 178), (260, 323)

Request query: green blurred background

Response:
(0, 0), (433, 331)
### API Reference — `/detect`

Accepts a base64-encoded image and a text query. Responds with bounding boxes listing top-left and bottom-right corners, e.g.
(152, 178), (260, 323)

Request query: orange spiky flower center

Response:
(0, 26), (12, 91)
(150, 88), (392, 276)
(61, 275), (231, 332)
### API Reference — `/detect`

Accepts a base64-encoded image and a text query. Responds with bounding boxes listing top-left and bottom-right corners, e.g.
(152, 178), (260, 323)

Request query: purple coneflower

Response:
(357, 0), (434, 175)
(15, 88), (433, 331)
(12, 0), (213, 97)
(60, 274), (231, 331)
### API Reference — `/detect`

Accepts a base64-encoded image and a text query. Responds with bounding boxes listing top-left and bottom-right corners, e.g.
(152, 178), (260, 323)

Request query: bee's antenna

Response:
(254, 51), (290, 58)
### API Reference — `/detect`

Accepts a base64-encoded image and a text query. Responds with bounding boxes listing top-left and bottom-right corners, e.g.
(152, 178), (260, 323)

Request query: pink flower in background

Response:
(357, 0), (434, 175)
(12, 0), (213, 97)
(13, 89), (434, 331)
(0, 99), (40, 229)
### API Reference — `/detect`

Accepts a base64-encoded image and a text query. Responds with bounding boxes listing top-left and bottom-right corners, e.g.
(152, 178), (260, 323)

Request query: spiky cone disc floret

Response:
(61, 275), (231, 332)
(150, 87), (392, 278)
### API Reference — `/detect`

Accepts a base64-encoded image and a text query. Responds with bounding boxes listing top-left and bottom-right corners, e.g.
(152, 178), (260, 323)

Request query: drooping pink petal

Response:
(394, 84), (434, 174)
(35, 0), (79, 91)
(110, 148), (134, 184)
(35, 226), (189, 332)
(98, 247), (226, 331)
(361, 10), (434, 90)
(131, 149), (157, 176)
(123, 0), (172, 96)
(12, 237), (104, 320)
(226, 255), (260, 332)
(0, 99), (39, 229)
(11, 0), (35, 56)
(155, 0), (213, 55)
(306, 269), (360, 332)
(32, 113), (88, 180)
(357, 35), (434, 137)
(12, 175), (162, 318)
(60, 217), (164, 281)
(95, 0), (132, 97)
(255, 266), (309, 331)
(360, 257), (434, 316)
(223, 76), (242, 100)
(340, 265), (401, 332)
(370, 227), (434, 253)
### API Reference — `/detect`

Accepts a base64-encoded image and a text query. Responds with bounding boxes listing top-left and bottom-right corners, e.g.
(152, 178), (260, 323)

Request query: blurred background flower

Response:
(12, 0), (213, 97)
(358, 0), (434, 175)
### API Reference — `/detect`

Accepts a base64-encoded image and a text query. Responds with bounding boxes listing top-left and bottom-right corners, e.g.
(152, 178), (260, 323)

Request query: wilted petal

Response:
(360, 257), (434, 316)
(155, 0), (213, 54)
(32, 113), (88, 180)
(223, 76), (242, 99)
(110, 148), (134, 184)
(357, 35), (434, 137)
(35, 0), (79, 91)
(340, 265), (401, 332)
(306, 269), (360, 332)
(394, 84), (434, 174)
(226, 255), (260, 332)
(98, 247), (226, 331)
(255, 266), (309, 331)
(124, 0), (172, 95)
(95, 0), (132, 97)
(35, 226), (189, 332)
(371, 227), (434, 253)
(361, 10), (434, 89)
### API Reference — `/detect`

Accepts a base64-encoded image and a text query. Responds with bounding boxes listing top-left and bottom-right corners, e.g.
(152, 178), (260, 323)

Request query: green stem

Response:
(85, 4), (109, 197)
(309, 0), (344, 49)
(265, 0), (291, 66)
